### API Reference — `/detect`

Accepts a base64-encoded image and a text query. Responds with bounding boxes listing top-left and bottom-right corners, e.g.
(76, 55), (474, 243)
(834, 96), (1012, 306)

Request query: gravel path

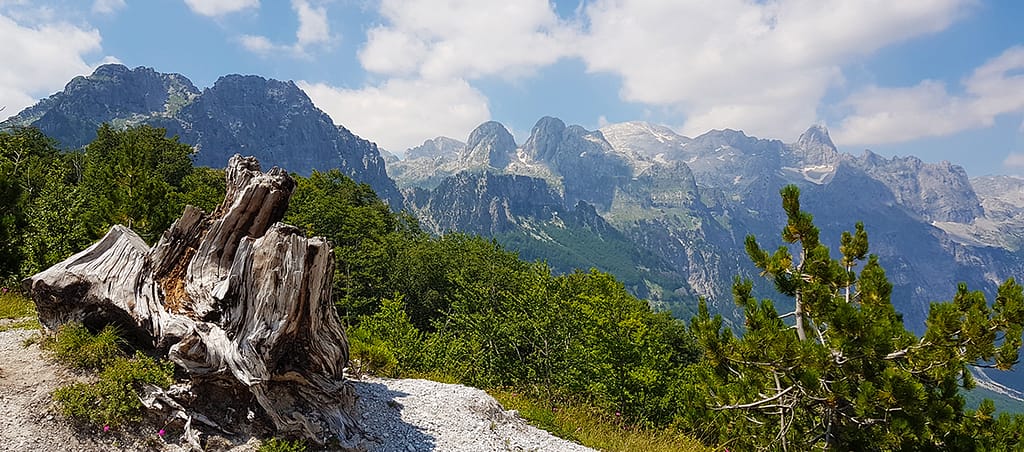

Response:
(353, 377), (594, 452)
(0, 328), (164, 452)
(0, 328), (594, 451)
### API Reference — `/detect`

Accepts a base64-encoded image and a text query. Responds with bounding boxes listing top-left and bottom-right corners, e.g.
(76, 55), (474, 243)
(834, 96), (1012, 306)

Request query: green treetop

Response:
(691, 184), (1024, 450)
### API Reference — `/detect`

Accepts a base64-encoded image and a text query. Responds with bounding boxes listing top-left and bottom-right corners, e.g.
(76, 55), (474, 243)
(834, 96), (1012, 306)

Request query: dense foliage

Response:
(4, 124), (1024, 449)
(690, 185), (1024, 450)
(285, 170), (700, 426)
(0, 125), (223, 285)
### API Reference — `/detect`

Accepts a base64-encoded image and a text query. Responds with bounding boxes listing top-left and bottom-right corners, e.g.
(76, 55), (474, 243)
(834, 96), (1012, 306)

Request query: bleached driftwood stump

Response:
(24, 155), (357, 447)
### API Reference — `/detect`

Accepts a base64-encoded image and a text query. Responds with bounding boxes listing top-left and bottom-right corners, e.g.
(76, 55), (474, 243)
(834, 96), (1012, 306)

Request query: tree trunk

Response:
(24, 155), (358, 447)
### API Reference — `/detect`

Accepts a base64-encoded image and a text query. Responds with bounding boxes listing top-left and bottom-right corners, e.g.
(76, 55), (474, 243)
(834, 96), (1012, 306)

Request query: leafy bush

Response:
(43, 322), (124, 370)
(347, 327), (397, 377)
(53, 351), (174, 427)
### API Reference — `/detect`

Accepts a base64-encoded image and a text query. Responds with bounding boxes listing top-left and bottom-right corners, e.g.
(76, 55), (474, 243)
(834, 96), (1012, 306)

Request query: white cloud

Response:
(239, 34), (278, 54)
(329, 0), (572, 153)
(294, 0), (329, 47)
(575, 0), (970, 139)
(92, 0), (125, 15)
(1003, 153), (1024, 169)
(359, 0), (574, 81)
(320, 0), (978, 155)
(834, 46), (1024, 146)
(183, 0), (257, 17)
(298, 78), (490, 153)
(238, 0), (332, 57)
(0, 13), (103, 121)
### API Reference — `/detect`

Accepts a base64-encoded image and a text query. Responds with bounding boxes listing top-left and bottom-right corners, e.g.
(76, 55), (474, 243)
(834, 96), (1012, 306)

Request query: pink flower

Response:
(158, 429), (166, 437)
(615, 411), (621, 416)
(103, 425), (110, 432)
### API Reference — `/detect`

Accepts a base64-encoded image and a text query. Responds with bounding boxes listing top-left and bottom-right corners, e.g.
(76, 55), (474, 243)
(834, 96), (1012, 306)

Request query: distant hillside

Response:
(395, 118), (1024, 393)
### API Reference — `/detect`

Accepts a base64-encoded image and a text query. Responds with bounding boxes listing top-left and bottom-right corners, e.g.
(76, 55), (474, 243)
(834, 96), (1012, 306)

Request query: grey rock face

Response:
(463, 121), (516, 168)
(407, 171), (564, 235)
(599, 121), (691, 166)
(406, 136), (465, 161)
(790, 124), (840, 166)
(4, 64), (198, 148)
(2, 64), (402, 207)
(851, 151), (982, 223)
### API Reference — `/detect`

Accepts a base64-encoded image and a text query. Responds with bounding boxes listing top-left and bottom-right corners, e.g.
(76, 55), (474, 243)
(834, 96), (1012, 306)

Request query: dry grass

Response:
(0, 290), (40, 332)
(490, 389), (712, 452)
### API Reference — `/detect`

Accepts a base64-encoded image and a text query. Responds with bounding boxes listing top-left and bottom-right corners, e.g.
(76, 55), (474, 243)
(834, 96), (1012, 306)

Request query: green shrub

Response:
(258, 437), (308, 452)
(53, 351), (174, 427)
(43, 322), (125, 369)
(347, 327), (397, 377)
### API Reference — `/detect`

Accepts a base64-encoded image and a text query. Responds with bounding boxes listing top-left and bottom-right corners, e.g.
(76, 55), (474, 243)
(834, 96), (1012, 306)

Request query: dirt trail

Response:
(0, 327), (591, 451)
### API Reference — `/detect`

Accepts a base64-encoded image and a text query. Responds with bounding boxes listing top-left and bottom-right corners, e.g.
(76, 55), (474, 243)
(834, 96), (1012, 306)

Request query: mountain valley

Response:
(6, 63), (1024, 398)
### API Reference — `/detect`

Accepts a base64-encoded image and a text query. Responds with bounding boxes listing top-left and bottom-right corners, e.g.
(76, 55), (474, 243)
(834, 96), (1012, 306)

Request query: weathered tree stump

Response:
(24, 155), (358, 447)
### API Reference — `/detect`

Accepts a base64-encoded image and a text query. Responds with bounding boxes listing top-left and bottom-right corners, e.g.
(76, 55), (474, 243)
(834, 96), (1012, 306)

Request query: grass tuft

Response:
(0, 290), (40, 332)
(0, 290), (35, 319)
(490, 389), (710, 452)
(258, 438), (308, 452)
(43, 322), (125, 370)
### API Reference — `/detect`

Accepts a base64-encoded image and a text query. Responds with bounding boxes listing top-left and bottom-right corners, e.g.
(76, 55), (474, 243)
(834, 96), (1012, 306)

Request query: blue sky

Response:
(1, 0), (1022, 176)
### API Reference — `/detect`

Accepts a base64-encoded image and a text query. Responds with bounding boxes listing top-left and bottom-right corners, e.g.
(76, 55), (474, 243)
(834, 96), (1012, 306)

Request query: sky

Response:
(0, 0), (1023, 176)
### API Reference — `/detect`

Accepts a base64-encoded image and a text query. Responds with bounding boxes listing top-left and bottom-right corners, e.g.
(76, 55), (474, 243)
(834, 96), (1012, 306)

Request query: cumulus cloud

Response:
(239, 34), (277, 54)
(0, 13), (103, 121)
(359, 0), (574, 80)
(318, 0), (983, 154)
(294, 0), (329, 47)
(834, 46), (1024, 146)
(1003, 153), (1024, 169)
(322, 0), (571, 152)
(575, 0), (970, 139)
(91, 0), (125, 15)
(239, 0), (332, 57)
(183, 0), (257, 17)
(298, 78), (490, 154)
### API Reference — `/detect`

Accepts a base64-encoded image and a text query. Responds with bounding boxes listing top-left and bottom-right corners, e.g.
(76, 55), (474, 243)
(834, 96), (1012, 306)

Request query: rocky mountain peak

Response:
(406, 136), (465, 161)
(523, 116), (567, 162)
(2, 66), (403, 206)
(2, 64), (199, 148)
(790, 124), (840, 166)
(797, 124), (835, 151)
(201, 74), (310, 110)
(463, 121), (516, 168)
(599, 121), (691, 161)
(849, 152), (982, 223)
(688, 128), (773, 154)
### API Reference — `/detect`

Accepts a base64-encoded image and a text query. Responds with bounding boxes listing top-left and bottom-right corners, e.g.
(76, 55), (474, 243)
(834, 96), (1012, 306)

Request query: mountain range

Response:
(5, 64), (1024, 398)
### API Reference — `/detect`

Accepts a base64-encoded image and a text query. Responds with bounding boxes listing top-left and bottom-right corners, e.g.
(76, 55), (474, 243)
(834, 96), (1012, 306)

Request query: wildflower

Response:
(103, 425), (110, 432)
(1, 287), (7, 293)
(158, 429), (166, 437)
(615, 411), (621, 416)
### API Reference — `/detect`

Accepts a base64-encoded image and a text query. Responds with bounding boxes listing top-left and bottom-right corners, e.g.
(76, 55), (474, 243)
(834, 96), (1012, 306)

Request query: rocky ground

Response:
(0, 327), (592, 451)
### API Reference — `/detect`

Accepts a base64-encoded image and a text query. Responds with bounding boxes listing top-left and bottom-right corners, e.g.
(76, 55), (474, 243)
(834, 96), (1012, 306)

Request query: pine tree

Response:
(691, 184), (1024, 450)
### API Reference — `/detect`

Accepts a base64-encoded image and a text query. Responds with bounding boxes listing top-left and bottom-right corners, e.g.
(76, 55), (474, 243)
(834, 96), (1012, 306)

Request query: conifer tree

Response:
(692, 184), (1024, 450)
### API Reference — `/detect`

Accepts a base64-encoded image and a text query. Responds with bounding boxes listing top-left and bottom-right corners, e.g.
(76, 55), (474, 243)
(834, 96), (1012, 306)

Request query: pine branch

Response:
(713, 385), (796, 411)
